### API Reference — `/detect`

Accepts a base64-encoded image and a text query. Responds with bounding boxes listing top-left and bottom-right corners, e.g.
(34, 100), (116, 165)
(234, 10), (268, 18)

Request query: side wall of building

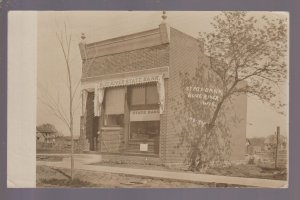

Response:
(165, 28), (205, 167)
(165, 28), (247, 168)
(226, 90), (247, 161)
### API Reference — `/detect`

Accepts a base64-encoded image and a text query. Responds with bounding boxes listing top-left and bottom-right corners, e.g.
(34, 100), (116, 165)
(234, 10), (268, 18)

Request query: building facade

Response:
(79, 21), (247, 168)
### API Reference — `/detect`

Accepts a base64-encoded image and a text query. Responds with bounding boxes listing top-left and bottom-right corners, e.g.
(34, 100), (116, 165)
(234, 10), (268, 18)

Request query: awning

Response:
(94, 86), (104, 116)
(157, 75), (165, 114)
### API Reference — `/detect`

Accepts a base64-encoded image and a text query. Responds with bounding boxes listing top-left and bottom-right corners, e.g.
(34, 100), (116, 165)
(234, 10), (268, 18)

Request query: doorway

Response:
(86, 92), (99, 151)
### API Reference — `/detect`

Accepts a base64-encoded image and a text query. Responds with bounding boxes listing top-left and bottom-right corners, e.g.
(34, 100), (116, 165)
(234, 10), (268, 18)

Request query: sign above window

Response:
(130, 109), (160, 121)
(99, 74), (160, 88)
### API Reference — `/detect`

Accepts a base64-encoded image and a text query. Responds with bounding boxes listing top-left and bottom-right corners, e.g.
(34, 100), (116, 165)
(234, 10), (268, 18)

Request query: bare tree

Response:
(38, 23), (81, 180)
(56, 24), (76, 180)
(39, 23), (99, 180)
(175, 12), (287, 171)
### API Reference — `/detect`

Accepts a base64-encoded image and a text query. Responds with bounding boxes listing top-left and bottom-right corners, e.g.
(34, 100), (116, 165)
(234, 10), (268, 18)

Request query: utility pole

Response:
(275, 126), (280, 169)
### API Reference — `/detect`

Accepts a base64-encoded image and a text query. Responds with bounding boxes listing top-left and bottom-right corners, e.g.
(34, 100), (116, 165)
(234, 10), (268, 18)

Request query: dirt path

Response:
(37, 165), (211, 188)
(37, 158), (287, 188)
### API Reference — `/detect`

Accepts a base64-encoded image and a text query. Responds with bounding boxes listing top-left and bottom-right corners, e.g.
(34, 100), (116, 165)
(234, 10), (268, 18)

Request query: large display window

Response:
(129, 83), (160, 141)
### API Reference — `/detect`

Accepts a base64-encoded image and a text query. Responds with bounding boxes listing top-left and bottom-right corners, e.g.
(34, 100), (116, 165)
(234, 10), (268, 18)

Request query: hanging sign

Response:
(130, 109), (160, 121)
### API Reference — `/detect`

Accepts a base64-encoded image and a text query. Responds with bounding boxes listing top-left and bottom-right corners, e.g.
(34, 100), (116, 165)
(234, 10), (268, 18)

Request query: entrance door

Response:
(86, 92), (99, 151)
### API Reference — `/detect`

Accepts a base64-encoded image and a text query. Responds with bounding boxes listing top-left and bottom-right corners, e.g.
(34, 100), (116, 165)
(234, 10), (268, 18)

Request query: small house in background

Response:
(246, 137), (265, 155)
(264, 134), (287, 151)
(78, 12), (247, 168)
(248, 134), (288, 169)
(36, 123), (58, 144)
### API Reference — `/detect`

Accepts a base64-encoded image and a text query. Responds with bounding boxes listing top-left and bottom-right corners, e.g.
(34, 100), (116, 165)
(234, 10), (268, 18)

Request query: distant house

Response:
(247, 137), (265, 155)
(36, 124), (58, 143)
(264, 135), (287, 152)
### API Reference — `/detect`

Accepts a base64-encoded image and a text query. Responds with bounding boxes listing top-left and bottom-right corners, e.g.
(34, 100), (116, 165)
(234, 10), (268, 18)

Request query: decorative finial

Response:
(81, 33), (86, 40)
(162, 11), (167, 22)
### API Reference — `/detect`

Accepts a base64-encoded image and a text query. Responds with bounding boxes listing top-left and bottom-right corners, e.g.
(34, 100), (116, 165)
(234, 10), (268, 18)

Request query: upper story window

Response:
(130, 84), (159, 107)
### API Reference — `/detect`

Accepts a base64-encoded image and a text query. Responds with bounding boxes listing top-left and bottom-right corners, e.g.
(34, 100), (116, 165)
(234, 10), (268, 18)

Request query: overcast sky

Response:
(36, 11), (288, 138)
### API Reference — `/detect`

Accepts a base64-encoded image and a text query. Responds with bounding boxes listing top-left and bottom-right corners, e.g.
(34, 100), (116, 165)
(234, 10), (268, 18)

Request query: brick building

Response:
(78, 18), (247, 168)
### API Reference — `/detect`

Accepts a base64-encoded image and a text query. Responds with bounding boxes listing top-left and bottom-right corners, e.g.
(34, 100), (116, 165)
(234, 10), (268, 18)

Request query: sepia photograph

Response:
(9, 11), (289, 188)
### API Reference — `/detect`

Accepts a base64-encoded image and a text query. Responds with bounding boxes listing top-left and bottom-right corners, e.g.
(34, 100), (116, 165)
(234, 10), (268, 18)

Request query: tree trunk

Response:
(67, 59), (74, 180)
(189, 84), (236, 170)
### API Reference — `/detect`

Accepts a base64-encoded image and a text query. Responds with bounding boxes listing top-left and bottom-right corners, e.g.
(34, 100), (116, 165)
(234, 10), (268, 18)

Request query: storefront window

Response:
(129, 84), (160, 140)
(130, 121), (160, 140)
(104, 87), (125, 127)
(104, 114), (124, 127)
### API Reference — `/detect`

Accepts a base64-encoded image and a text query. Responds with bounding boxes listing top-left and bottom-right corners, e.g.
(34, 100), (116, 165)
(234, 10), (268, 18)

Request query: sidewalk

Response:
(37, 157), (287, 188)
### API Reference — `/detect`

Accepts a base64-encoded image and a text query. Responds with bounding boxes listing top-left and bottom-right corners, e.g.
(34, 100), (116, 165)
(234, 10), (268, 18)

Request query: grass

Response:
(36, 155), (64, 162)
(40, 178), (97, 187)
(206, 164), (287, 180)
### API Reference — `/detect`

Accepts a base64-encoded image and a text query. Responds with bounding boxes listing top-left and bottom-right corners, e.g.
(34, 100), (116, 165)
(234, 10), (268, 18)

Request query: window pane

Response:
(130, 121), (160, 140)
(104, 114), (124, 127)
(131, 86), (145, 105)
(105, 87), (125, 114)
(146, 85), (159, 104)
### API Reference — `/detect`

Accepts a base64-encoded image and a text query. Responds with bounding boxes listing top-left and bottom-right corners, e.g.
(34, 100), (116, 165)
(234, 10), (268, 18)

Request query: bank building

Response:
(78, 13), (247, 168)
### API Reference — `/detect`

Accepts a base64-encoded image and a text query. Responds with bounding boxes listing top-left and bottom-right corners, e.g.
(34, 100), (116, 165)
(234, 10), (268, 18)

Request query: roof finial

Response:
(161, 11), (167, 23)
(81, 33), (86, 40)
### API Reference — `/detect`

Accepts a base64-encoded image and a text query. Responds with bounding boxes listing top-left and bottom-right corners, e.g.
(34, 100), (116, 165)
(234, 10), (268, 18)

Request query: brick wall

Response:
(165, 28), (204, 167)
(82, 44), (169, 78)
(159, 79), (168, 162)
(100, 129), (123, 153)
(226, 92), (247, 161)
(165, 28), (247, 167)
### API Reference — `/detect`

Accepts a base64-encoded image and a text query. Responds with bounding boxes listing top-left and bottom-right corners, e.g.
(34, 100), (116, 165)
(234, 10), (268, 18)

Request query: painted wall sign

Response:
(187, 117), (207, 128)
(185, 86), (223, 107)
(184, 86), (222, 127)
(185, 86), (223, 95)
(130, 109), (160, 121)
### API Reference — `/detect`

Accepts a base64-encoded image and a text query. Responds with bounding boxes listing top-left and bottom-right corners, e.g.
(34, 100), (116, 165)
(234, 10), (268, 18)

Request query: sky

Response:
(36, 11), (288, 138)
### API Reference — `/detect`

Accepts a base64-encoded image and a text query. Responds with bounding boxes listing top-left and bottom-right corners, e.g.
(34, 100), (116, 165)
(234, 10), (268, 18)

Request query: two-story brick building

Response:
(78, 17), (247, 168)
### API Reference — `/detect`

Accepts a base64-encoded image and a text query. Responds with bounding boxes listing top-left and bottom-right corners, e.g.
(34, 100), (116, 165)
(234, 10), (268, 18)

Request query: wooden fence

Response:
(256, 150), (287, 169)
